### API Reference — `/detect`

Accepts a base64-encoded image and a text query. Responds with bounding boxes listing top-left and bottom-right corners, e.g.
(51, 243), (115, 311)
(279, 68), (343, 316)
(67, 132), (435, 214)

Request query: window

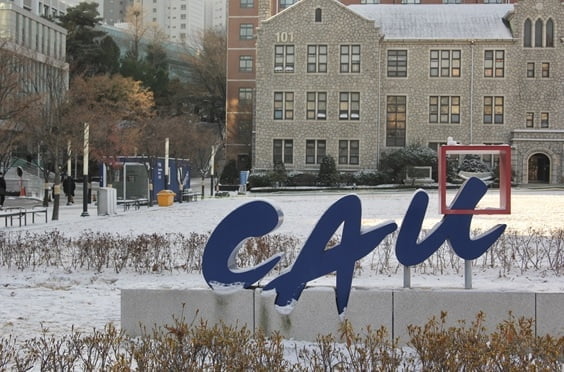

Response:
(273, 92), (294, 120)
(526, 62), (535, 78)
(315, 8), (322, 22)
(429, 96), (460, 124)
(279, 0), (296, 9)
(361, 0), (379, 3)
(402, 0), (420, 3)
(181, 4), (186, 10)
(541, 62), (550, 78)
(274, 45), (295, 72)
(306, 92), (327, 120)
(239, 88), (253, 105)
(483, 96), (504, 124)
(239, 23), (253, 40)
(443, 0), (462, 3)
(535, 19), (543, 47)
(386, 96), (406, 147)
(340, 45), (360, 73)
(339, 92), (360, 120)
(387, 50), (407, 77)
(306, 140), (326, 164)
(273, 139), (293, 164)
(307, 45), (327, 73)
(524, 19), (532, 47)
(540, 112), (549, 128)
(339, 140), (359, 165)
(484, 50), (504, 77)
(239, 55), (253, 72)
(430, 50), (461, 77)
(526, 112), (534, 128)
(546, 19), (554, 47)
(240, 0), (254, 8)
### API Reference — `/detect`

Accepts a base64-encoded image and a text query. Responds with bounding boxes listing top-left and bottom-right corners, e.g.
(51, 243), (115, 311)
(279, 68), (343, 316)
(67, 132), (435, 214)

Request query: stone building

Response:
(253, 0), (563, 184)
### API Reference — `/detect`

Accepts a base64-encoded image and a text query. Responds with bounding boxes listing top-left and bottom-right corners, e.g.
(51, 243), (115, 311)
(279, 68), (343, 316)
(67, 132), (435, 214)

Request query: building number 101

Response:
(275, 32), (294, 43)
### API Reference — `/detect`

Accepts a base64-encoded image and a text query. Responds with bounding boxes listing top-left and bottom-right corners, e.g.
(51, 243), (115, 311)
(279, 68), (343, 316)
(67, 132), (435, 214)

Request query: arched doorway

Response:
(528, 153), (550, 183)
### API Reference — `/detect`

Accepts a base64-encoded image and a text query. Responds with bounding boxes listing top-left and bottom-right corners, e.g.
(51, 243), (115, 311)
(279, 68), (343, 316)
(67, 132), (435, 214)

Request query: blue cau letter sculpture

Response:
(202, 177), (506, 315)
(396, 177), (506, 266)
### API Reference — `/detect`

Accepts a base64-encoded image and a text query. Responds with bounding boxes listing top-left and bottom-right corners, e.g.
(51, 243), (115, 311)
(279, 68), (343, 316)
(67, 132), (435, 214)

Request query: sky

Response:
(1, 186), (563, 341)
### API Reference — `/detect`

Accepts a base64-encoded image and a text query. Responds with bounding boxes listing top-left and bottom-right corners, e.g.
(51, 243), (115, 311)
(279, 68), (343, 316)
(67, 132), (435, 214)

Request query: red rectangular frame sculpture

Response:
(439, 145), (511, 215)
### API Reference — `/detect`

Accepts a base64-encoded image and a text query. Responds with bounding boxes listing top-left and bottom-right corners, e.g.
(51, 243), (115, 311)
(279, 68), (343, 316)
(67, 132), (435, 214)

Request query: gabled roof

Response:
(348, 4), (514, 40)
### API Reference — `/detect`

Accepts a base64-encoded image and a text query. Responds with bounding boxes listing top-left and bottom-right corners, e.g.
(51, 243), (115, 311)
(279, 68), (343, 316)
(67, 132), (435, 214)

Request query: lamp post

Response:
(81, 122), (89, 217)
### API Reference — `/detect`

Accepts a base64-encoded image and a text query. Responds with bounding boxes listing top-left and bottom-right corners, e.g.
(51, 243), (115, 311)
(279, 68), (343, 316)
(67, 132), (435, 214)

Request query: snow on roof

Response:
(348, 4), (514, 40)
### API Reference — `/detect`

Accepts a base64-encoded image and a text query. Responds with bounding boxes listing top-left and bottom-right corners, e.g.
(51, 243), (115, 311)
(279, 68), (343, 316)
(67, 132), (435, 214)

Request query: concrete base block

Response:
(393, 290), (535, 343)
(121, 288), (561, 342)
(536, 293), (564, 337)
(121, 288), (254, 337)
(255, 287), (342, 340)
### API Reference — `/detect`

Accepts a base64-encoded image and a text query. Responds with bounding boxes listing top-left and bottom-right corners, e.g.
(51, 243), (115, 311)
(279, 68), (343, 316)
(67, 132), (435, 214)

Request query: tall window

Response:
(386, 96), (406, 147)
(429, 96), (460, 124)
(387, 50), (407, 77)
(526, 62), (535, 78)
(541, 112), (549, 128)
(524, 19), (532, 47)
(339, 92), (360, 120)
(340, 45), (360, 73)
(430, 50), (461, 77)
(546, 19), (554, 47)
(240, 0), (254, 8)
(526, 112), (534, 128)
(315, 8), (322, 22)
(274, 45), (295, 72)
(535, 19), (543, 47)
(541, 62), (550, 78)
(484, 50), (504, 77)
(307, 45), (327, 73)
(306, 92), (327, 120)
(483, 96), (504, 124)
(273, 140), (293, 164)
(273, 92), (294, 120)
(239, 55), (253, 72)
(339, 140), (359, 165)
(306, 140), (326, 164)
(239, 23), (253, 40)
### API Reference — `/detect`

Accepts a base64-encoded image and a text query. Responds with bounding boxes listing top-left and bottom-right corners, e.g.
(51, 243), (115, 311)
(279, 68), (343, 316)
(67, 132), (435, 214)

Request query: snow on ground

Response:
(1, 186), (563, 341)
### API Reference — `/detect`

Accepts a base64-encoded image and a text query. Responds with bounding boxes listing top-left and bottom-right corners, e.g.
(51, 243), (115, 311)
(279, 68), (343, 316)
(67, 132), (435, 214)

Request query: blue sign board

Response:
(202, 177), (506, 315)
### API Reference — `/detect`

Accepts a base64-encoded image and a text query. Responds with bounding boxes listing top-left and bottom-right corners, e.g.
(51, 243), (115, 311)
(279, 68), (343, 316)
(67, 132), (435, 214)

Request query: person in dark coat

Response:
(62, 174), (76, 205)
(0, 172), (6, 209)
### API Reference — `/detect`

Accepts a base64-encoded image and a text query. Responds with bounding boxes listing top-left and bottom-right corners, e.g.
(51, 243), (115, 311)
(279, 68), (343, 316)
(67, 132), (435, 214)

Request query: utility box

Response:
(98, 187), (117, 215)
(157, 190), (175, 207)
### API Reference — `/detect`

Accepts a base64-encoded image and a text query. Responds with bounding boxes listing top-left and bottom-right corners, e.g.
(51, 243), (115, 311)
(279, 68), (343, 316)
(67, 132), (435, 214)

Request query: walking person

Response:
(62, 174), (76, 205)
(0, 172), (6, 209)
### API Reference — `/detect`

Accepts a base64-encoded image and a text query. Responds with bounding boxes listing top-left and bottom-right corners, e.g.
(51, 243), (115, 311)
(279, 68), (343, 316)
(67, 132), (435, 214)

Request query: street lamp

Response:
(81, 122), (89, 217)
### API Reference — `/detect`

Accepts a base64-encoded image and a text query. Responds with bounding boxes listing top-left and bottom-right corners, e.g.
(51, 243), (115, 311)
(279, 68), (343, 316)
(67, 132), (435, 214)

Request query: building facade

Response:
(0, 1), (69, 91)
(251, 0), (563, 184)
(225, 0), (520, 172)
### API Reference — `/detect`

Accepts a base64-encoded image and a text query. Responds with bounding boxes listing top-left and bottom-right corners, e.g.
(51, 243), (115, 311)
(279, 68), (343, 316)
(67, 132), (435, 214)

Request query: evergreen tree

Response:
(318, 155), (339, 186)
(57, 2), (119, 78)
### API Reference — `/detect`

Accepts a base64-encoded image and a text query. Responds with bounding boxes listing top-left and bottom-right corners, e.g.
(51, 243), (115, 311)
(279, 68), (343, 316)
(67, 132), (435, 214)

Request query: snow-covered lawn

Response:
(1, 187), (563, 341)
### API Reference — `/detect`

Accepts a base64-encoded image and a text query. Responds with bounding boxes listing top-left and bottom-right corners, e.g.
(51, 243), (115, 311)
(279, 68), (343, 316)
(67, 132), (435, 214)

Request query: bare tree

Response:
(23, 60), (69, 219)
(183, 29), (226, 143)
(0, 41), (42, 171)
